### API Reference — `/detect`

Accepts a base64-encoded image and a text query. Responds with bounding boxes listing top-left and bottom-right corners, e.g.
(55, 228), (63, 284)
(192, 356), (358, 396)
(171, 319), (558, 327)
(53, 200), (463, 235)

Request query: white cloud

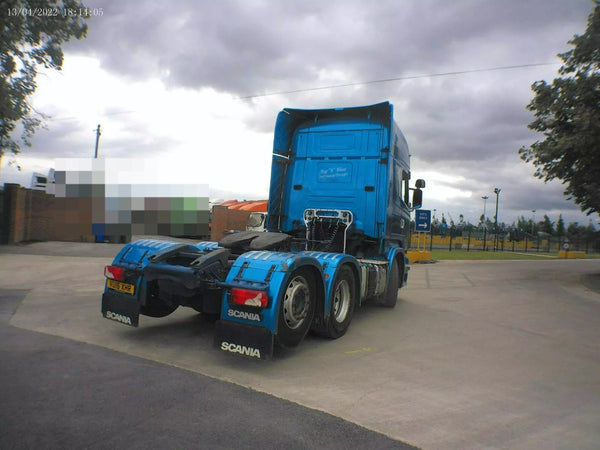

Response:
(5, 55), (275, 199)
(2, 0), (597, 229)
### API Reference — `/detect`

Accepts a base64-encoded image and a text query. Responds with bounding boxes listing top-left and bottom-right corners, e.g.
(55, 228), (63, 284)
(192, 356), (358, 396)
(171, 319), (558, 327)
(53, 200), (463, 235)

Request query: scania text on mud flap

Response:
(101, 101), (425, 359)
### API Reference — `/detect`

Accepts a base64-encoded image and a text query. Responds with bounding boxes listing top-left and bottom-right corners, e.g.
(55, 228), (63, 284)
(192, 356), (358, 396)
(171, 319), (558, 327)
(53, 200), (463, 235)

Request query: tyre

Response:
(315, 265), (356, 339)
(140, 296), (178, 317)
(376, 257), (401, 307)
(275, 268), (316, 348)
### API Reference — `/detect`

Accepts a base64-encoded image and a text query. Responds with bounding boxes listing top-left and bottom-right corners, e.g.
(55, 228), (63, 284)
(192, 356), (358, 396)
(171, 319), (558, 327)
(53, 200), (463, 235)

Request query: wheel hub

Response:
(333, 279), (351, 323)
(283, 276), (310, 329)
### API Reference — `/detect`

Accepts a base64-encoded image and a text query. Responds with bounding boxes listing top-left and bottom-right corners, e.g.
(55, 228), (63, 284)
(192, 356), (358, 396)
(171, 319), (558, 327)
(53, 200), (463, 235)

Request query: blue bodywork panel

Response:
(221, 251), (319, 334)
(103, 238), (220, 306)
(281, 122), (386, 238)
(220, 250), (360, 333)
(111, 238), (219, 269)
(267, 101), (411, 250)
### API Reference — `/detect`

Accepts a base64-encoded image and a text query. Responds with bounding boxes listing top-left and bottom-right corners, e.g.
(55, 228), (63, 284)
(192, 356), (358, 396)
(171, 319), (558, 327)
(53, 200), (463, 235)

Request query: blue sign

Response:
(415, 209), (431, 232)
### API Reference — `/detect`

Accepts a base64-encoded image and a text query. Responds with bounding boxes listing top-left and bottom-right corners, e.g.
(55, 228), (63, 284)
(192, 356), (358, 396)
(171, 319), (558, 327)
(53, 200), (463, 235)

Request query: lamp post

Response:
(531, 209), (537, 252)
(482, 196), (489, 251)
(494, 188), (501, 251)
(94, 124), (101, 158)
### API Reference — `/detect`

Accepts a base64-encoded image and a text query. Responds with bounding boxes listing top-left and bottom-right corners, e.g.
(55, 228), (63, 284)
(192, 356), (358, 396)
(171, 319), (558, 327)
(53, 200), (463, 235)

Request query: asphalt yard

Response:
(1, 241), (599, 449)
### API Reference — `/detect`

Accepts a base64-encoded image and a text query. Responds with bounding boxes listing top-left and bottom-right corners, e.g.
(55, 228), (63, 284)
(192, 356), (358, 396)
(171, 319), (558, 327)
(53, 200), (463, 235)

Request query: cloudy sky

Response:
(2, 0), (598, 227)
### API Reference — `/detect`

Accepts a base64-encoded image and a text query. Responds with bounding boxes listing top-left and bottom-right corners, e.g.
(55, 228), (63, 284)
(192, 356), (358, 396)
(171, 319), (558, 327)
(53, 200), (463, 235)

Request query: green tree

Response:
(519, 2), (600, 216)
(586, 220), (597, 234)
(0, 0), (88, 166)
(556, 214), (565, 238)
(517, 215), (536, 235)
(567, 222), (587, 237)
(540, 214), (555, 235)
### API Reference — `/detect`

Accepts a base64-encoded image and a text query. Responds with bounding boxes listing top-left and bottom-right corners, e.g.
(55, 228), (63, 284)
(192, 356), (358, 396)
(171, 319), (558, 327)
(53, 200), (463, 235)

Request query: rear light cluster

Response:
(230, 288), (268, 308)
(104, 265), (125, 281)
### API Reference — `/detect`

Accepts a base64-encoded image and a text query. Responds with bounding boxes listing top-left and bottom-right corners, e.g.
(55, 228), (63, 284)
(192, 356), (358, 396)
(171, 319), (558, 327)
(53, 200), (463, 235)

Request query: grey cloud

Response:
(48, 0), (599, 225)
(72, 0), (592, 96)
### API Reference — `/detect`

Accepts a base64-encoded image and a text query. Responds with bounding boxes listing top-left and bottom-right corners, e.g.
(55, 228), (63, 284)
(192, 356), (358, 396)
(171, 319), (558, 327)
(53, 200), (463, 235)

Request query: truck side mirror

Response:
(412, 189), (423, 209)
(415, 179), (426, 189)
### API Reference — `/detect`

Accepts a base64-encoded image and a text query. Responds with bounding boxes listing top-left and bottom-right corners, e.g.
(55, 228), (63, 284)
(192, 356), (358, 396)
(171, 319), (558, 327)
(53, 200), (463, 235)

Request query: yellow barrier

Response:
(557, 250), (587, 259)
(406, 250), (432, 263)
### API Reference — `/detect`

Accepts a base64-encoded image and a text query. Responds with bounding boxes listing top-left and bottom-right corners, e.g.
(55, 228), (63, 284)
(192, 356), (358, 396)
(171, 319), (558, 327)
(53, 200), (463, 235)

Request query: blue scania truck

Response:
(102, 101), (424, 359)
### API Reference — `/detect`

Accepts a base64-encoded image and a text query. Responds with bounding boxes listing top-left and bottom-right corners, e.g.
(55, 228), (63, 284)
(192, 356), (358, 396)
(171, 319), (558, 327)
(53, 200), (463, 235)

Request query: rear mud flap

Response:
(102, 291), (140, 327)
(214, 320), (274, 360)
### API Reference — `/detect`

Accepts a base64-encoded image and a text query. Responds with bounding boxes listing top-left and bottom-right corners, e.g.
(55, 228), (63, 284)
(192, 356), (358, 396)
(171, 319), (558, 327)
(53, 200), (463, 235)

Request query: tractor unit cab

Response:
(102, 101), (425, 359)
(267, 101), (422, 258)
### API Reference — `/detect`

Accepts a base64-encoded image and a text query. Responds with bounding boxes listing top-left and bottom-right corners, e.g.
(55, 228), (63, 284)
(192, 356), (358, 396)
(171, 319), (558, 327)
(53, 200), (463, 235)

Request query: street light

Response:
(531, 209), (536, 235)
(481, 196), (489, 251)
(494, 188), (501, 251)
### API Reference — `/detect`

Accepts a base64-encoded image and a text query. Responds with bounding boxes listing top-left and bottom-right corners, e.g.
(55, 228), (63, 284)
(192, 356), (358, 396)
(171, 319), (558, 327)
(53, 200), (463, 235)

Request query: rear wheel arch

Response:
(387, 249), (406, 287)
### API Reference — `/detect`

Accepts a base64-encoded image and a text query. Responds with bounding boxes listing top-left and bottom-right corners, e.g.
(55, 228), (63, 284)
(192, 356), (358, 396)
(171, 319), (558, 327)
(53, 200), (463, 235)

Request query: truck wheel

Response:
(276, 268), (315, 348)
(377, 257), (400, 308)
(140, 296), (178, 318)
(316, 265), (356, 339)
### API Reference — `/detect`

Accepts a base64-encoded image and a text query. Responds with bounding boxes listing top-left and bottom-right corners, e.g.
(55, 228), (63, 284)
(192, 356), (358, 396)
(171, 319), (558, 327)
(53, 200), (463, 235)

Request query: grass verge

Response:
(429, 250), (561, 261)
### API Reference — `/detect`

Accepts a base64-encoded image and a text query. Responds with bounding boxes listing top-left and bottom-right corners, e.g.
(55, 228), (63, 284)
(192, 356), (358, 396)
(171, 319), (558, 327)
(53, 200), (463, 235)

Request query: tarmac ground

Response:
(0, 289), (410, 450)
(1, 240), (599, 449)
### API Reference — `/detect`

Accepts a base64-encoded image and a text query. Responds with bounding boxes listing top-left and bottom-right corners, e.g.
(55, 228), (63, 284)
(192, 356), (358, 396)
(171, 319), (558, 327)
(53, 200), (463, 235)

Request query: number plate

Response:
(107, 279), (135, 295)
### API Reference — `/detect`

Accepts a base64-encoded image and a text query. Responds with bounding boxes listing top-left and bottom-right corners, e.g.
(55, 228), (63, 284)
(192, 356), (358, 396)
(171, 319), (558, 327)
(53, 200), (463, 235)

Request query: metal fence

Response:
(411, 228), (600, 255)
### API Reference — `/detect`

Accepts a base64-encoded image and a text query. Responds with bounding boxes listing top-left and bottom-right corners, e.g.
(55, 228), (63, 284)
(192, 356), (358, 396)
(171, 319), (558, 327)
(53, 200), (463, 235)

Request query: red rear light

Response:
(104, 265), (125, 281)
(230, 288), (268, 308)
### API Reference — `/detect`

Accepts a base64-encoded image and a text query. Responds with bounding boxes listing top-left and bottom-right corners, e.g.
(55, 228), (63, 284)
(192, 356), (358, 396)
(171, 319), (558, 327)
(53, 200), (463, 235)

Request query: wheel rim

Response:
(333, 279), (351, 323)
(283, 275), (310, 330)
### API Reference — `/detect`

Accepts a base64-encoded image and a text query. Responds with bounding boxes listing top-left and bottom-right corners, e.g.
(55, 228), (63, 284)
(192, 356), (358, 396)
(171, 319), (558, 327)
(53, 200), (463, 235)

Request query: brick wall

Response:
(1, 184), (95, 244)
(1, 183), (212, 244)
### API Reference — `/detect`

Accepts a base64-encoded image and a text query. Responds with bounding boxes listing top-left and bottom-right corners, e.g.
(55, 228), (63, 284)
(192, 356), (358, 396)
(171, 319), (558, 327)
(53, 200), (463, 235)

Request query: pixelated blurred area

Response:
(1, 158), (209, 244)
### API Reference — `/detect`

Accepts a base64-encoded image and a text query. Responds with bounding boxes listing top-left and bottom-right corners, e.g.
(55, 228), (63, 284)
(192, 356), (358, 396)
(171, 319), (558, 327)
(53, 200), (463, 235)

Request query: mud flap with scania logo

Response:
(214, 320), (274, 360)
(101, 291), (140, 327)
